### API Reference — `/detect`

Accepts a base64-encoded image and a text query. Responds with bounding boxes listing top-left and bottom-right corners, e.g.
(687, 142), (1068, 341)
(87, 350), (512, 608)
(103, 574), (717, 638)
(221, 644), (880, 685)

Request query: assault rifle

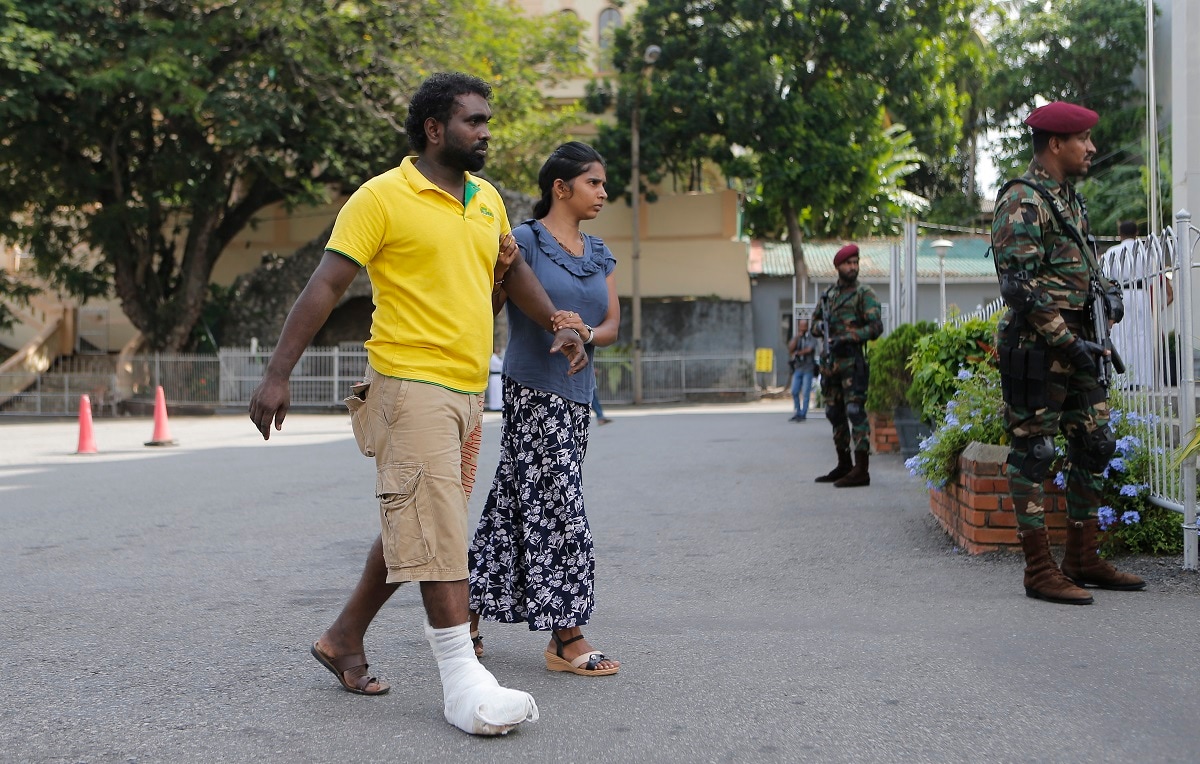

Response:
(1088, 276), (1126, 387)
(817, 289), (833, 368)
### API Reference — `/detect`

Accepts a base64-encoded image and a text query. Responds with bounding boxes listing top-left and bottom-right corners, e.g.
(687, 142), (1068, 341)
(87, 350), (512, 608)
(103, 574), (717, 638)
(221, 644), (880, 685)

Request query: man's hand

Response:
(549, 327), (589, 375)
(248, 372), (290, 440)
(1064, 338), (1104, 373)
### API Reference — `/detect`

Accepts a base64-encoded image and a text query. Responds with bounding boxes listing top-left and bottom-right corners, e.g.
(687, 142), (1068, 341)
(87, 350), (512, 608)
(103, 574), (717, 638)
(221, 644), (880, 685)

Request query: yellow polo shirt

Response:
(326, 156), (510, 392)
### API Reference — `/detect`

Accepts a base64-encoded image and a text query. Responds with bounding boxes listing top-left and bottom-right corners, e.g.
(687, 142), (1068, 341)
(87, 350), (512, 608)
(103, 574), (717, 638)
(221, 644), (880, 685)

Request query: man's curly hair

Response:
(405, 73), (492, 153)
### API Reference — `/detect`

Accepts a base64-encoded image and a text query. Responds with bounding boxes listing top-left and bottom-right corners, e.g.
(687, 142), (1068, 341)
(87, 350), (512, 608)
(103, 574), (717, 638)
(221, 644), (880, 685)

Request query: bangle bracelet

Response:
(583, 324), (595, 344)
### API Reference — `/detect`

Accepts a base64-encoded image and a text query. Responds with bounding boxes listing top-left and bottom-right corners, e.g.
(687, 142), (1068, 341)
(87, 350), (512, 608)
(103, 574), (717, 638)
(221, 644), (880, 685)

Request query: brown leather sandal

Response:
(310, 642), (390, 695)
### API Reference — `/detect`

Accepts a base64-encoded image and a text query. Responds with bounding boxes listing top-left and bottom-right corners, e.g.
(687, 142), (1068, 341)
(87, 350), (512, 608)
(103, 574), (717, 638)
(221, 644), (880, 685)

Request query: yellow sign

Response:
(755, 348), (774, 373)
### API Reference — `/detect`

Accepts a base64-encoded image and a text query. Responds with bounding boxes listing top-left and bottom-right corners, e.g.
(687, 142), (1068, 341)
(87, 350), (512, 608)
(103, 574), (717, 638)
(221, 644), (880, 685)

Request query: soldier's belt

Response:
(831, 342), (863, 357)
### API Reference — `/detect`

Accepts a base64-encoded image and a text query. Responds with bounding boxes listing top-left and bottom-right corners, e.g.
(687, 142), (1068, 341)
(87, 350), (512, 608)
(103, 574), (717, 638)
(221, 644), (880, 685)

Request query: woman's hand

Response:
(495, 232), (518, 284)
(551, 309), (587, 335)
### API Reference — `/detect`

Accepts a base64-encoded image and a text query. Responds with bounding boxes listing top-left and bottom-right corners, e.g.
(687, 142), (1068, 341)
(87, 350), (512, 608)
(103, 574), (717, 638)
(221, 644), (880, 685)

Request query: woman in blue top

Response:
(468, 142), (621, 676)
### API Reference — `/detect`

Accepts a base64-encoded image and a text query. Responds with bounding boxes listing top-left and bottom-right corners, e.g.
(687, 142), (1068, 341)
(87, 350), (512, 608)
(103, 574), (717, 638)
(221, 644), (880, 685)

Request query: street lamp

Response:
(630, 43), (660, 405)
(931, 238), (953, 324)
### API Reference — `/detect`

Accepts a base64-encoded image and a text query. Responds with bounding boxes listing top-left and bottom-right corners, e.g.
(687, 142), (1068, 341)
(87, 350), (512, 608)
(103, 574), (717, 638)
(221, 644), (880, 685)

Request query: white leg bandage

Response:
(425, 621), (539, 736)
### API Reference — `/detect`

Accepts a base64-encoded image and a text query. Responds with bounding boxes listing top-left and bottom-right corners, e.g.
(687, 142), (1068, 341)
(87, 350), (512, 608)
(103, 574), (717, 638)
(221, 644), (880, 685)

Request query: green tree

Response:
(592, 0), (981, 304)
(986, 0), (1152, 230)
(0, 0), (584, 350)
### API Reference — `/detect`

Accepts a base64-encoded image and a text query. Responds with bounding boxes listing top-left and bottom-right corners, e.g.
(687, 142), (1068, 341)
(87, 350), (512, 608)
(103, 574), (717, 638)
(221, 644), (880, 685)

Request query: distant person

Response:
(992, 101), (1143, 605)
(811, 244), (882, 487)
(247, 73), (588, 736)
(1103, 220), (1172, 389)
(469, 142), (622, 677)
(786, 318), (818, 421)
(591, 387), (613, 425)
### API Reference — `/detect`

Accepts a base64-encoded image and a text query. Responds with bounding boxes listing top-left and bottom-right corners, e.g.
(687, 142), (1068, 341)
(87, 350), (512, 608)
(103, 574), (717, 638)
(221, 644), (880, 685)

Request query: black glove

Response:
(811, 320), (825, 337)
(1064, 339), (1102, 373)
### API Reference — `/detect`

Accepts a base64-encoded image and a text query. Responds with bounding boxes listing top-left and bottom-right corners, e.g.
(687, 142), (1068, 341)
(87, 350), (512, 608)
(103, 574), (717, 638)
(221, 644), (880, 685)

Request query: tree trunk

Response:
(783, 199), (806, 306)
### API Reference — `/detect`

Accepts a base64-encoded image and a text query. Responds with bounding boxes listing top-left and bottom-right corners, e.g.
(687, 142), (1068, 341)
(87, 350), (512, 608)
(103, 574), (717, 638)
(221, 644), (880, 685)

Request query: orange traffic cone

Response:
(75, 394), (98, 455)
(145, 385), (178, 447)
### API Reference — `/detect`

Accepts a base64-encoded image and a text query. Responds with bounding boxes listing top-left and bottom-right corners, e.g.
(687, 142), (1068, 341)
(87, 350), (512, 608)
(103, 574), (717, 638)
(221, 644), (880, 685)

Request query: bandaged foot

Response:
(425, 621), (539, 735)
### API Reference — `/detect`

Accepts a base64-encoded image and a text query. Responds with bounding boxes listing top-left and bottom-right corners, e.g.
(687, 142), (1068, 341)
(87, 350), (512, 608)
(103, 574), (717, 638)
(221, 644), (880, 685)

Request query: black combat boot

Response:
(815, 448), (853, 483)
(1018, 527), (1093, 605)
(1061, 519), (1146, 590)
(833, 451), (870, 488)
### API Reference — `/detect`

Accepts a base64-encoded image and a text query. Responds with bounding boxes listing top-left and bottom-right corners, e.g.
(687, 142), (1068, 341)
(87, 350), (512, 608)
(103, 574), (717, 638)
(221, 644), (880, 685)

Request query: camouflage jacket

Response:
(811, 279), (883, 348)
(991, 158), (1111, 347)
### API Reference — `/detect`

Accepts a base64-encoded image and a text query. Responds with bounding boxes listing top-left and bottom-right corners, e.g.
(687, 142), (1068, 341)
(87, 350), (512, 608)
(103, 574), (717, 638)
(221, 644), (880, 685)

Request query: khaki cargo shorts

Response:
(344, 365), (484, 584)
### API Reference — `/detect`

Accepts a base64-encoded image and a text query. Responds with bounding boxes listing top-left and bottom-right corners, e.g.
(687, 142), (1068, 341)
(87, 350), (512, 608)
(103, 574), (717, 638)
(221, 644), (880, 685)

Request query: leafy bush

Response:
(865, 321), (937, 414)
(906, 315), (999, 424)
(904, 363), (1006, 488)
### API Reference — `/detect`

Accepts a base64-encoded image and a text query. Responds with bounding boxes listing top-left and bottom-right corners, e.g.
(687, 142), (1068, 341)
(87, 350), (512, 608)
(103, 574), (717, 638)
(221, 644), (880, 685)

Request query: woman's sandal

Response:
(310, 642), (391, 695)
(471, 629), (484, 659)
(544, 633), (619, 676)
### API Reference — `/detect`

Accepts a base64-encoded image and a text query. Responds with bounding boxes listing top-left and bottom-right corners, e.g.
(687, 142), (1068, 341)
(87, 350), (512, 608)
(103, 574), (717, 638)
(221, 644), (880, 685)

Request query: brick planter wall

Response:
(928, 441), (1067, 554)
(870, 411), (899, 454)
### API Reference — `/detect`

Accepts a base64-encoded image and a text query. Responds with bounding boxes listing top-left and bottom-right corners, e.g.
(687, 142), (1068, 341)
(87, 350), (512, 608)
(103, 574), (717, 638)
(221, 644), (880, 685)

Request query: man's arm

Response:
(248, 251), (361, 439)
(491, 232), (518, 315)
(502, 256), (588, 375)
(992, 188), (1074, 347)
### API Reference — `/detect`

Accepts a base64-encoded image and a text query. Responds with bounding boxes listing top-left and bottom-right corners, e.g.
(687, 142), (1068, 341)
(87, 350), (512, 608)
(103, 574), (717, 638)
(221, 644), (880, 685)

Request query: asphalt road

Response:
(1, 400), (1197, 764)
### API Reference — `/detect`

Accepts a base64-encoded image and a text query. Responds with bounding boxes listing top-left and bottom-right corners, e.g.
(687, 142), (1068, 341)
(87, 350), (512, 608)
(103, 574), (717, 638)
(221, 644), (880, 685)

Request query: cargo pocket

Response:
(377, 463), (432, 569)
(345, 381), (374, 458)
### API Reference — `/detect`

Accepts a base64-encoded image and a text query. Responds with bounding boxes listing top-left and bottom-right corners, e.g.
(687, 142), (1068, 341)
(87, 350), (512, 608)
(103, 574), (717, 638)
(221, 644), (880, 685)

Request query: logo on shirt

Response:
(478, 204), (496, 221)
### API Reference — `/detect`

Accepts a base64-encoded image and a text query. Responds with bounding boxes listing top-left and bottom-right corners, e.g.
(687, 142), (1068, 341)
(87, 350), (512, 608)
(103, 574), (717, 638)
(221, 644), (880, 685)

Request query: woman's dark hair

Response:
(533, 141), (606, 219)
(405, 72), (492, 153)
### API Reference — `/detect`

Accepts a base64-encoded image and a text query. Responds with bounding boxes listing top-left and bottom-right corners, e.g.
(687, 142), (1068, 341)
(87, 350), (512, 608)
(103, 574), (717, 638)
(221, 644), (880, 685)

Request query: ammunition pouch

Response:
(851, 353), (869, 395)
(998, 344), (1048, 410)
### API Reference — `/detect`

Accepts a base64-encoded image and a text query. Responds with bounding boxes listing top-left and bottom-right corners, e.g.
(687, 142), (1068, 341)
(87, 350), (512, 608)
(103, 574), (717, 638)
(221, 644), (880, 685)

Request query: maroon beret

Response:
(1024, 101), (1098, 134)
(833, 244), (859, 267)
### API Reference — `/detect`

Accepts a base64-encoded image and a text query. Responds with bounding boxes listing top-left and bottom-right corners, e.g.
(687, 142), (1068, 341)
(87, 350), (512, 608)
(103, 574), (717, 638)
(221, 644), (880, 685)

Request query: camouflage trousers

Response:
(1000, 339), (1110, 530)
(820, 350), (870, 454)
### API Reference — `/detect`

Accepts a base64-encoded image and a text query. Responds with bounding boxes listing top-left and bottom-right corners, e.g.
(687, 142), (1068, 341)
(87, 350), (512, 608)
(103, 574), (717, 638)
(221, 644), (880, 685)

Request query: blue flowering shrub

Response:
(1090, 403), (1183, 557)
(906, 374), (1183, 556)
(904, 364), (1006, 489)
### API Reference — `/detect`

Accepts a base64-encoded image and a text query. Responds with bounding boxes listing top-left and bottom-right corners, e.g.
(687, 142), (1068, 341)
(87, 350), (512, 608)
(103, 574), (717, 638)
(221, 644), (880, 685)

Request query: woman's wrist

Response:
(582, 324), (595, 344)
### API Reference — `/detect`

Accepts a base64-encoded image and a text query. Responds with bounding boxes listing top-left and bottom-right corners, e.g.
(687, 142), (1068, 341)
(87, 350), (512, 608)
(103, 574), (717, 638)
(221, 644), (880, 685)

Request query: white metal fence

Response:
(1, 348), (758, 414)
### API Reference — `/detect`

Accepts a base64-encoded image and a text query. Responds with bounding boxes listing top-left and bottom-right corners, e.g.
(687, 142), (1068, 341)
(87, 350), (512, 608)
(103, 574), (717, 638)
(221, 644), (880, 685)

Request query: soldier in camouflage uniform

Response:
(991, 101), (1144, 605)
(811, 244), (883, 488)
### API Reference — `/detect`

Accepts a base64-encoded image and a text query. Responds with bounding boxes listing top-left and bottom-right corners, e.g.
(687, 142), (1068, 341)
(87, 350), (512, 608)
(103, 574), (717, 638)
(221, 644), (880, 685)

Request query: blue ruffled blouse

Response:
(502, 219), (616, 404)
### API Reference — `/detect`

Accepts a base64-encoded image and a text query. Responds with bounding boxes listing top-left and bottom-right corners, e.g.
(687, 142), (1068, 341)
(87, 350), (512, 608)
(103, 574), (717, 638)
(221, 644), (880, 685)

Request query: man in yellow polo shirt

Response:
(249, 72), (586, 736)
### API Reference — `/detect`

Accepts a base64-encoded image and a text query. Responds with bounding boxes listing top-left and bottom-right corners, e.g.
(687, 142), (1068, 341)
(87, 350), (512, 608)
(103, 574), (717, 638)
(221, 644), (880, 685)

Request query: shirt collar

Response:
(400, 155), (477, 200)
(1028, 158), (1069, 199)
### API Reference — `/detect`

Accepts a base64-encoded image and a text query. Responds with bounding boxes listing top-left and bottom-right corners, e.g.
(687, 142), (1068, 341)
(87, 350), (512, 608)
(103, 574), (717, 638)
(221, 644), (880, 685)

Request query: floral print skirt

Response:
(469, 376), (595, 631)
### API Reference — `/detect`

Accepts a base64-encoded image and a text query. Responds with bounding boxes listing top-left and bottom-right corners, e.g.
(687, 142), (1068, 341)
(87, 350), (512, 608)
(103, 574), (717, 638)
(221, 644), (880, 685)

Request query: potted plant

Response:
(866, 321), (936, 457)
